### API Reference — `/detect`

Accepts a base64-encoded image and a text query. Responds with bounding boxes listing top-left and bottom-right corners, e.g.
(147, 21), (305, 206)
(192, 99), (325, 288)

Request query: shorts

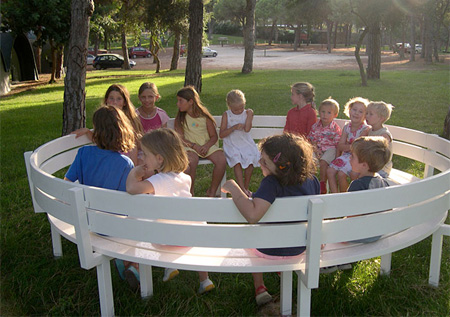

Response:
(320, 148), (336, 165)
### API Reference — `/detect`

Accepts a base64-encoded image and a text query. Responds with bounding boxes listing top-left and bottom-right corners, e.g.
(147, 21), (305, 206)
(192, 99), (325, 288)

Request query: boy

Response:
(365, 101), (394, 177)
(308, 98), (342, 194)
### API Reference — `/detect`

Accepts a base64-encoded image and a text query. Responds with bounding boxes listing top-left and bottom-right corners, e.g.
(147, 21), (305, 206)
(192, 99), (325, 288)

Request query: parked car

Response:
(93, 54), (136, 70)
(202, 47), (217, 57)
(407, 44), (422, 54)
(88, 47), (108, 55)
(128, 47), (152, 58)
(393, 43), (409, 53)
(86, 54), (95, 65)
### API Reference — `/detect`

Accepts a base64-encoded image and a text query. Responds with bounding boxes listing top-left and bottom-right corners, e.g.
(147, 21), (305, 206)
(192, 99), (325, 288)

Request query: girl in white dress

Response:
(219, 90), (260, 196)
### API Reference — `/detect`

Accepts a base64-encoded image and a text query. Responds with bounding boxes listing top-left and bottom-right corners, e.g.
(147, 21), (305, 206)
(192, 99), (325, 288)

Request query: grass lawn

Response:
(1, 67), (449, 316)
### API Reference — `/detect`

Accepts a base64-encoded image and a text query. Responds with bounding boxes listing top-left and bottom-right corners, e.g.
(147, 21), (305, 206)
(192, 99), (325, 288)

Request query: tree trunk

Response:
(55, 45), (64, 79)
(444, 105), (450, 140)
(424, 13), (433, 64)
(268, 19), (277, 45)
(241, 0), (256, 74)
(185, 0), (203, 92)
(333, 22), (338, 48)
(49, 40), (57, 84)
(62, 0), (94, 136)
(121, 30), (131, 70)
(410, 14), (416, 62)
(170, 31), (181, 71)
(355, 28), (369, 87)
(367, 19), (381, 80)
(326, 20), (333, 53)
(293, 25), (300, 51)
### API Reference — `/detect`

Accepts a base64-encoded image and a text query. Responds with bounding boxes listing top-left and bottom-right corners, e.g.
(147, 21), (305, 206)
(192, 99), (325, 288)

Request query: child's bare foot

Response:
(206, 188), (220, 197)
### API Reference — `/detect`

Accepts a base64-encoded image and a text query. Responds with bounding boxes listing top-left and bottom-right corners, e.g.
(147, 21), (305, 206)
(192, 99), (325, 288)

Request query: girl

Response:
(125, 128), (215, 294)
(73, 84), (143, 165)
(221, 133), (320, 306)
(174, 85), (226, 197)
(327, 97), (370, 193)
(136, 82), (170, 132)
(64, 106), (135, 191)
(283, 82), (317, 137)
(219, 89), (259, 197)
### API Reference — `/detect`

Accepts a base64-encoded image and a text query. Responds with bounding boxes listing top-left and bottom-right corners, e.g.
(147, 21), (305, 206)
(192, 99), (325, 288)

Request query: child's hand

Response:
(197, 144), (210, 156)
(71, 128), (93, 139)
(246, 109), (254, 117)
(132, 165), (148, 180)
(233, 124), (244, 131)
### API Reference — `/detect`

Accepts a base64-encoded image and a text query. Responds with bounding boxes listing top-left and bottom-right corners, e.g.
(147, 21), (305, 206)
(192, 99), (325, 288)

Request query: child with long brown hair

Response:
(174, 86), (226, 197)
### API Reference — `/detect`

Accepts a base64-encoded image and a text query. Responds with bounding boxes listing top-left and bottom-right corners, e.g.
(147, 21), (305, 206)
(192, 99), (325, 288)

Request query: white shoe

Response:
(163, 268), (179, 282)
(198, 278), (215, 294)
(320, 266), (338, 274)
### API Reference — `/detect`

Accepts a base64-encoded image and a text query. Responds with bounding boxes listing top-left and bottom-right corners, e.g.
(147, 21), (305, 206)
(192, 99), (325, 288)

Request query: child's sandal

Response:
(255, 285), (272, 306)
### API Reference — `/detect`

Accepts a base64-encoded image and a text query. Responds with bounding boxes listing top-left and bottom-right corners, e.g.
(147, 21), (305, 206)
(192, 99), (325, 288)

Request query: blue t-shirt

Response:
(65, 145), (134, 191)
(348, 175), (389, 191)
(252, 175), (320, 256)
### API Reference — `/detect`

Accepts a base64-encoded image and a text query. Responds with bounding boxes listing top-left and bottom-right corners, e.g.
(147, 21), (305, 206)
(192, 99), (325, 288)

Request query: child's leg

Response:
(337, 171), (349, 192)
(186, 151), (199, 196)
(198, 271), (215, 294)
(205, 151), (226, 197)
(327, 166), (339, 193)
(243, 164), (254, 190)
(233, 163), (245, 191)
(319, 160), (329, 194)
(252, 272), (272, 305)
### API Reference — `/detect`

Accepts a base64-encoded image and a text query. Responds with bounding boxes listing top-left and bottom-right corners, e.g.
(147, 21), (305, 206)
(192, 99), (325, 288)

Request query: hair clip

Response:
(273, 152), (281, 163)
(278, 162), (291, 170)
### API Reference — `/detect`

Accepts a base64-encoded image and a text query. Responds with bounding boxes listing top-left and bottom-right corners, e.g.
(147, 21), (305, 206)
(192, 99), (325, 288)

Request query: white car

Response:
(87, 54), (95, 65)
(202, 47), (217, 57)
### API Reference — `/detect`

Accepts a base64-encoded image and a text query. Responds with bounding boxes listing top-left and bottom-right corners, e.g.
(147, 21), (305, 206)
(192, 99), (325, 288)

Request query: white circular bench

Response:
(25, 116), (450, 316)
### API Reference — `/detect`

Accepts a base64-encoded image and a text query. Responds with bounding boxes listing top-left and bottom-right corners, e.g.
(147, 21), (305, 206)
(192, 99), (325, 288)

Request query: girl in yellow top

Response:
(174, 86), (226, 196)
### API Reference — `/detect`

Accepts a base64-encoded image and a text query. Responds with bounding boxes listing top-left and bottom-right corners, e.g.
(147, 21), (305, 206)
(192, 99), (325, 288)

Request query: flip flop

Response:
(114, 259), (126, 280)
(124, 266), (140, 291)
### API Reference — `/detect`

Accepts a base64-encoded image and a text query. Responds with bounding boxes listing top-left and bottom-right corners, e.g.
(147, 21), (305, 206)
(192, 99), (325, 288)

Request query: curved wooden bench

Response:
(25, 116), (450, 317)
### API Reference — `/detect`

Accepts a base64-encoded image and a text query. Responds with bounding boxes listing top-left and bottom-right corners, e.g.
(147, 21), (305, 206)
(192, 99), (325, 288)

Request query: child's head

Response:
(140, 128), (188, 173)
(350, 136), (391, 173)
(138, 82), (160, 108)
(258, 133), (316, 186)
(343, 97), (369, 117)
(226, 89), (246, 114)
(176, 85), (215, 128)
(92, 106), (135, 153)
(366, 101), (394, 125)
(291, 82), (315, 103)
(104, 84), (132, 111)
(343, 97), (369, 124)
(318, 98), (339, 125)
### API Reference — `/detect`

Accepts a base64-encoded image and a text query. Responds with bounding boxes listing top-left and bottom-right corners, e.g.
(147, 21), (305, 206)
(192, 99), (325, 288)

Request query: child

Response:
(64, 106), (135, 191)
(348, 136), (391, 243)
(136, 82), (170, 133)
(73, 84), (143, 165)
(327, 97), (370, 193)
(366, 101), (394, 178)
(219, 89), (259, 197)
(125, 128), (214, 294)
(174, 85), (226, 197)
(308, 98), (342, 194)
(221, 133), (320, 306)
(283, 82), (317, 137)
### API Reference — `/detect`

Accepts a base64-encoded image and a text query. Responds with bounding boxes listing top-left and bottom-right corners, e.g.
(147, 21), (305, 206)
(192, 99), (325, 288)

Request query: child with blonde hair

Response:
(283, 82), (317, 137)
(125, 128), (214, 294)
(222, 133), (320, 306)
(327, 97), (370, 193)
(219, 89), (260, 196)
(308, 98), (342, 194)
(366, 101), (394, 177)
(136, 82), (170, 132)
(174, 86), (226, 197)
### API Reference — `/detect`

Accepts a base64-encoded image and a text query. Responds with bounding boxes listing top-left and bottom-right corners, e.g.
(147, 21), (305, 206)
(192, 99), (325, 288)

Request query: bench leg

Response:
(429, 224), (450, 287)
(380, 253), (392, 276)
(50, 222), (63, 258)
(97, 260), (114, 317)
(297, 277), (311, 317)
(279, 271), (292, 315)
(140, 264), (153, 298)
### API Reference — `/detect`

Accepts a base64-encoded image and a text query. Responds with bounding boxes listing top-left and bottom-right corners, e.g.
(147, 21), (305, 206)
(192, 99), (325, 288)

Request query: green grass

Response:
(1, 67), (449, 315)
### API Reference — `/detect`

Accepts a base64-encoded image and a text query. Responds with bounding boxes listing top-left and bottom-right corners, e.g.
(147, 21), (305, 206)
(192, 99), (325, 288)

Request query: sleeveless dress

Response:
(184, 114), (222, 158)
(222, 110), (260, 168)
(329, 122), (369, 175)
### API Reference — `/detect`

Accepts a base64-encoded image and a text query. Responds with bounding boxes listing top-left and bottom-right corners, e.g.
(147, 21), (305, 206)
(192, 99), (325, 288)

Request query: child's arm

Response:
(221, 180), (271, 224)
(219, 112), (244, 139)
(71, 128), (93, 140)
(198, 118), (219, 156)
(336, 129), (349, 156)
(174, 119), (193, 148)
(126, 165), (155, 195)
(243, 108), (253, 132)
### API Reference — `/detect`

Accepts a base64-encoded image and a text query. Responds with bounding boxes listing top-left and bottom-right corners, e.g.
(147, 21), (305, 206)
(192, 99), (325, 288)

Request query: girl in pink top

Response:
(136, 82), (170, 133)
(283, 82), (317, 137)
